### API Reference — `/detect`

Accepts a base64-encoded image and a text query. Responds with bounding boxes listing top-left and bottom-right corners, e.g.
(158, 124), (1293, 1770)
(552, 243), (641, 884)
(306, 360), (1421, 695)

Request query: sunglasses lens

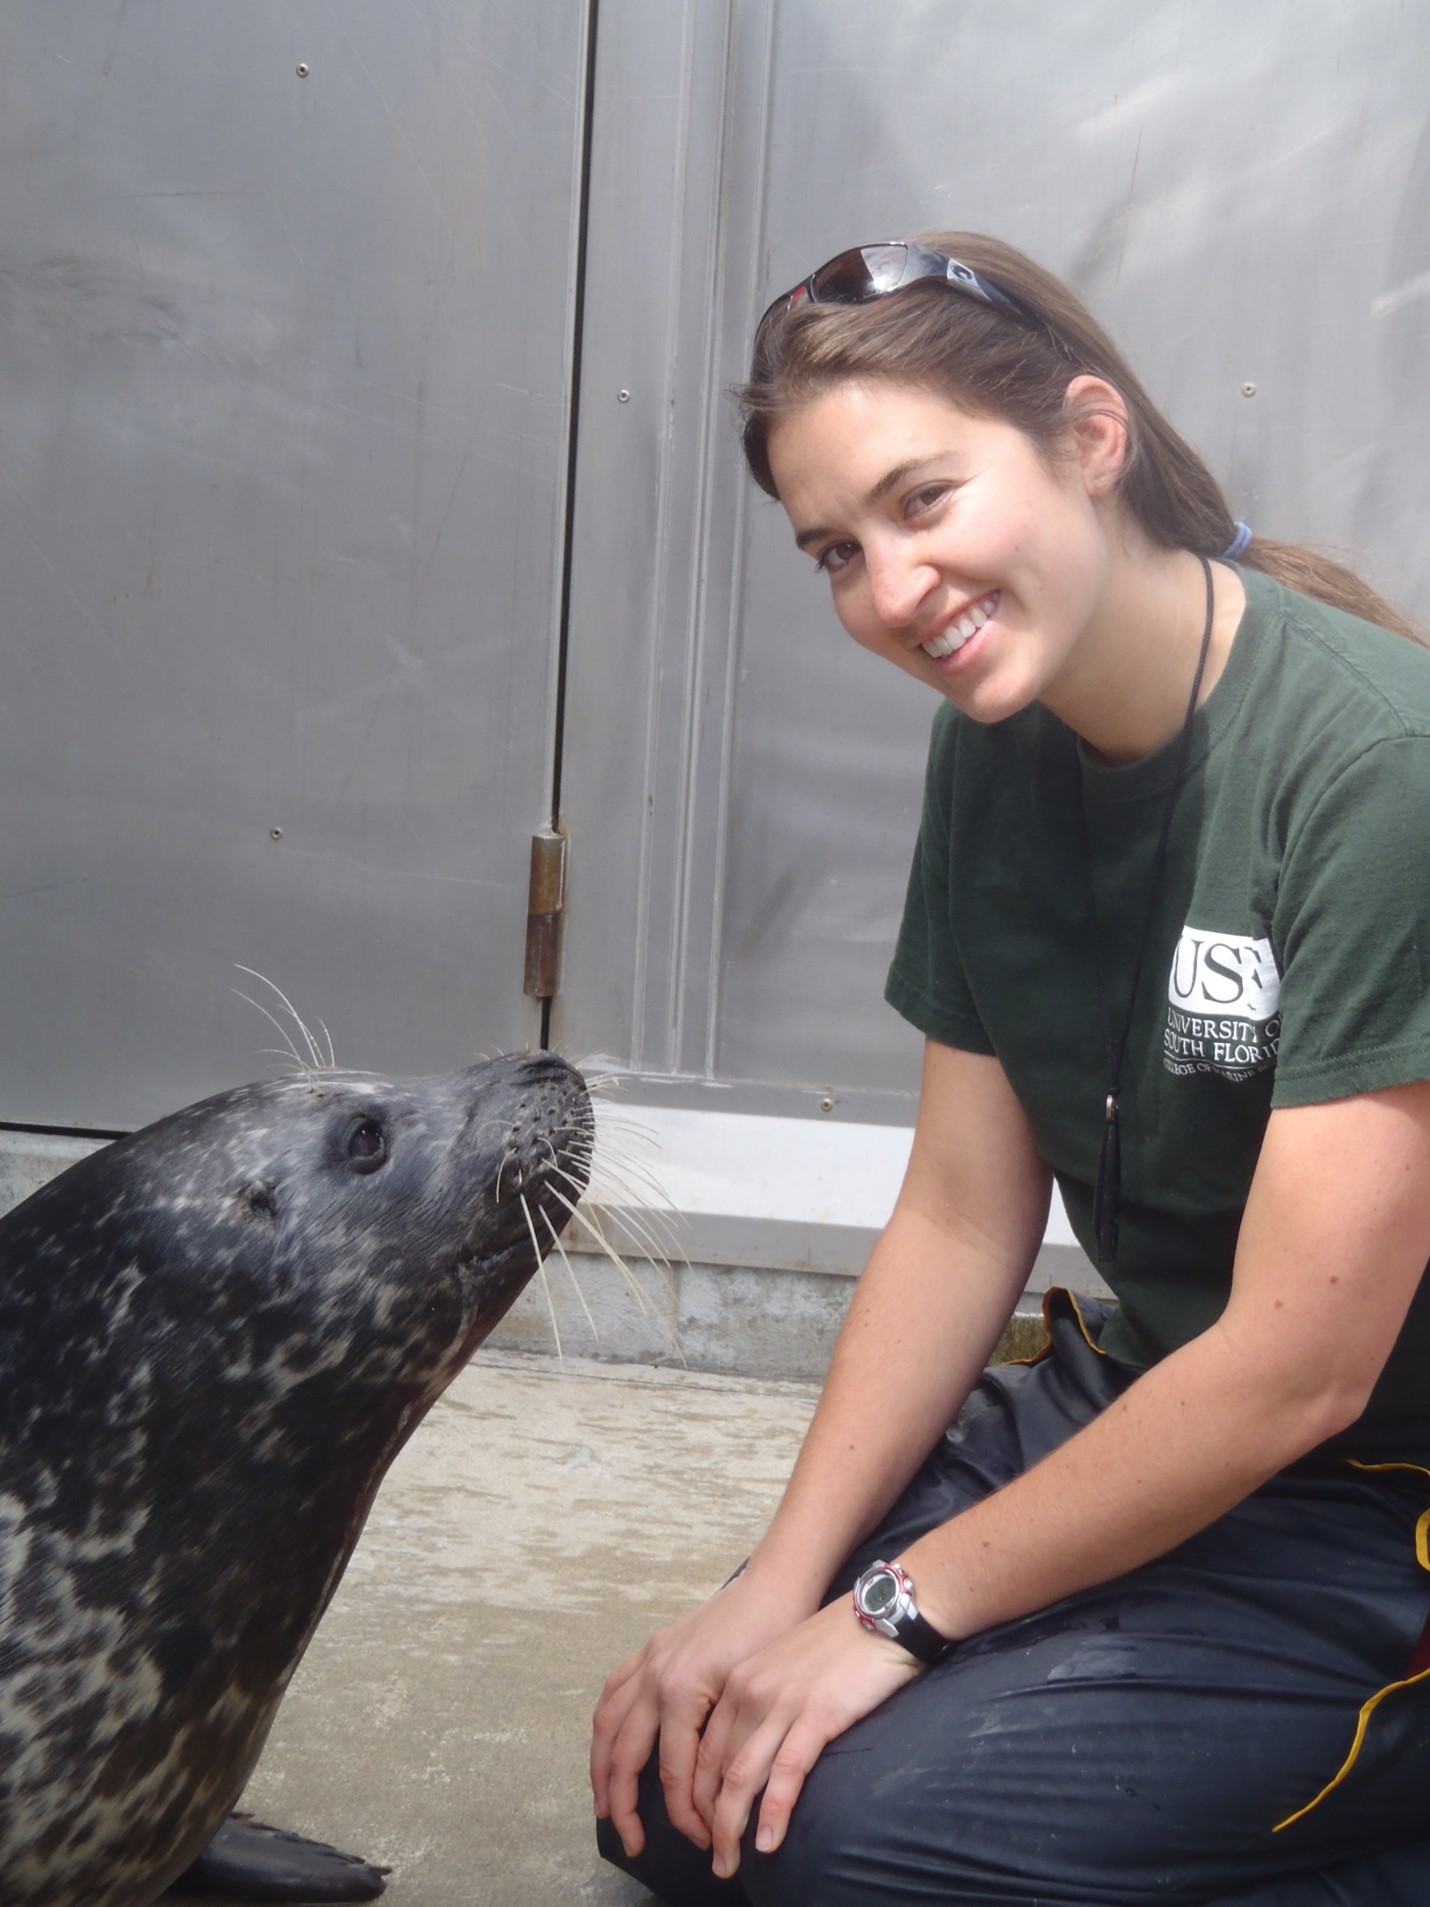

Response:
(754, 242), (1020, 356)
(809, 243), (911, 305)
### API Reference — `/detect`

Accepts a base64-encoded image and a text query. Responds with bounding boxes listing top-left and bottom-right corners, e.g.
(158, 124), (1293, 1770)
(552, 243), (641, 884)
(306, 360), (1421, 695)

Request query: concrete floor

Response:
(172, 1350), (819, 1907)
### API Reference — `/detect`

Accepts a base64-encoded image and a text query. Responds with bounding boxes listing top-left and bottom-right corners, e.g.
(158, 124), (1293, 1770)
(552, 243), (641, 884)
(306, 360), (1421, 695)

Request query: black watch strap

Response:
(851, 1560), (955, 1665)
(889, 1604), (952, 1664)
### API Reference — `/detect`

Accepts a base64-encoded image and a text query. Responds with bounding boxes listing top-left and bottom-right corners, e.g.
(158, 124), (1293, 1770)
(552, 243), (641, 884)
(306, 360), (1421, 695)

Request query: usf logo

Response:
(1163, 927), (1281, 1080)
(1167, 928), (1280, 1021)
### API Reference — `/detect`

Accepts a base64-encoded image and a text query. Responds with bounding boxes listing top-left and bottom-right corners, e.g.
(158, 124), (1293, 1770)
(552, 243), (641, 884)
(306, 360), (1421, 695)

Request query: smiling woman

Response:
(767, 381), (1145, 744)
(591, 233), (1430, 1907)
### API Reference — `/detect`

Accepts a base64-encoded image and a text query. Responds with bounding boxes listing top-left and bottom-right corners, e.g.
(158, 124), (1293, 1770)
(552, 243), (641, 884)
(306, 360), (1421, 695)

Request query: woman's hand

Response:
(590, 1569), (818, 1859)
(692, 1596), (924, 1880)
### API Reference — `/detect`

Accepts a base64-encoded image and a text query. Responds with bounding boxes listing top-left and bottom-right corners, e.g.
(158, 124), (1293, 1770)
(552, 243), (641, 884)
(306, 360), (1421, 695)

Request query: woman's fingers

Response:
(749, 1714), (838, 1860)
(690, 1684), (738, 1829)
(591, 1574), (825, 1862)
(590, 1596), (754, 1854)
(593, 1647), (717, 1854)
(709, 1706), (834, 1877)
(699, 1605), (925, 1878)
(591, 1656), (660, 1855)
(656, 1683), (719, 1848)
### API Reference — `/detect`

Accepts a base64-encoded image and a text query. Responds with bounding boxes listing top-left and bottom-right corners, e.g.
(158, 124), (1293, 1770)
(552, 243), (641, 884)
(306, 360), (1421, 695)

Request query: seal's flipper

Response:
(169, 1815), (390, 1901)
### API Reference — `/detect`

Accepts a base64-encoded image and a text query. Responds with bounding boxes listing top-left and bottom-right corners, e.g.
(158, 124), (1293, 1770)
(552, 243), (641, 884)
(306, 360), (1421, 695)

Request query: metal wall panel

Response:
(0, 1), (587, 1127)
(554, 0), (749, 1084)
(558, 0), (1430, 1115)
(9, 0), (1427, 1148)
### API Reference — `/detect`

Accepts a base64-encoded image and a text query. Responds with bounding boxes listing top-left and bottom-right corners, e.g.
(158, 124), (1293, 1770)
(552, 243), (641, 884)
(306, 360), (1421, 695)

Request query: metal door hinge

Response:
(524, 825), (568, 999)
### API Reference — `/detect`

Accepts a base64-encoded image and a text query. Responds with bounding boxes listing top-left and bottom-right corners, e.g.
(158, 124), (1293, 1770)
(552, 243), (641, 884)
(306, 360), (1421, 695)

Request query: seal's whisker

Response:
(518, 1191), (563, 1361)
(233, 967), (335, 1073)
(312, 1014), (337, 1071)
(251, 1042), (315, 1075)
(575, 1197), (689, 1334)
(575, 1162), (687, 1263)
(554, 1198), (687, 1366)
(537, 1135), (582, 1185)
(583, 1141), (678, 1212)
(585, 1093), (664, 1145)
(548, 1161), (595, 1202)
(495, 1146), (517, 1204)
(235, 968), (324, 1069)
(584, 1200), (688, 1286)
(542, 1081), (686, 1360)
(541, 1209), (601, 1345)
(582, 1179), (681, 1253)
(557, 1201), (656, 1323)
(595, 1163), (669, 1213)
(536, 1261), (562, 1360)
(552, 1130), (592, 1160)
(233, 992), (309, 1071)
(591, 1110), (663, 1151)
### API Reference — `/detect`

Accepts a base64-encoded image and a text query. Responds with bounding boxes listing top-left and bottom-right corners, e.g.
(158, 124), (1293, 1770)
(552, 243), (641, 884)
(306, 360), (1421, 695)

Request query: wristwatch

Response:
(851, 1559), (954, 1665)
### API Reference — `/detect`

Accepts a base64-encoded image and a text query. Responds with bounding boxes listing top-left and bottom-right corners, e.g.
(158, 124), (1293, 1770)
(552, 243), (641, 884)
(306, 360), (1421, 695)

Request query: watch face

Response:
(861, 1571), (899, 1617)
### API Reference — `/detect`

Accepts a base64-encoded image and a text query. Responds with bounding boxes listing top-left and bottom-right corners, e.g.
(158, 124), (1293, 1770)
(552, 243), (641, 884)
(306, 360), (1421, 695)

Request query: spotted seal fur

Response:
(0, 1050), (591, 1907)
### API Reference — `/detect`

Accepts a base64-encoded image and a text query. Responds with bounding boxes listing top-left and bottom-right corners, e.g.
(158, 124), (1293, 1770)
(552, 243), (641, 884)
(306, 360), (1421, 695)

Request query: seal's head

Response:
(0, 1050), (591, 1907)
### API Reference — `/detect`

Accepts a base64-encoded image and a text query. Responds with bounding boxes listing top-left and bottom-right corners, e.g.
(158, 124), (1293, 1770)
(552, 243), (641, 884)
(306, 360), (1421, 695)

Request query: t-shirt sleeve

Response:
(1272, 735), (1430, 1105)
(883, 708), (997, 1055)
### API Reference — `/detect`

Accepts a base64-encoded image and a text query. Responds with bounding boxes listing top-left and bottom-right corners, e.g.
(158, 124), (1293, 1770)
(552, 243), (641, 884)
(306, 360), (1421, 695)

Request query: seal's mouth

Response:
(466, 1171), (583, 1278)
(450, 1201), (569, 1337)
(456, 1232), (531, 1280)
(440, 1050), (593, 1317)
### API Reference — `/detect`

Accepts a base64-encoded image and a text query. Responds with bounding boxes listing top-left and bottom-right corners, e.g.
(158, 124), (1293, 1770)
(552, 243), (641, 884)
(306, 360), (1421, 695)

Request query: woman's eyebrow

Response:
(793, 455), (947, 551)
(867, 455), (940, 504)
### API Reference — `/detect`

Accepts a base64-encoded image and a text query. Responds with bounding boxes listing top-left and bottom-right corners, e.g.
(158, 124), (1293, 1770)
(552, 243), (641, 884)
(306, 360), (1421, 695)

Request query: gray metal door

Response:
(557, 0), (1430, 1123)
(1, 1), (590, 1129)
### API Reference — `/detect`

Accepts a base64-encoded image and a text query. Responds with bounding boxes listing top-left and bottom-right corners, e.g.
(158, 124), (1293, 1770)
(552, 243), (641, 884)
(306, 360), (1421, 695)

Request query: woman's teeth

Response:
(922, 592), (998, 660)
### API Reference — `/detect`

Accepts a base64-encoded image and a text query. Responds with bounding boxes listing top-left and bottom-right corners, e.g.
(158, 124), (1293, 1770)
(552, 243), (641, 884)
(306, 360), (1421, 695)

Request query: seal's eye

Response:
(346, 1118), (387, 1173)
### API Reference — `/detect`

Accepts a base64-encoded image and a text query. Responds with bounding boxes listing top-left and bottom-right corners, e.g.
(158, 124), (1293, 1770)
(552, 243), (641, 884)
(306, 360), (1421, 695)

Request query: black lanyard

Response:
(1085, 556), (1215, 1262)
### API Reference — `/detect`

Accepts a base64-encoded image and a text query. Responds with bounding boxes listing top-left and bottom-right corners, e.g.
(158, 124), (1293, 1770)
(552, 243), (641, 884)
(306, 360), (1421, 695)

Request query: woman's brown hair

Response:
(739, 232), (1419, 643)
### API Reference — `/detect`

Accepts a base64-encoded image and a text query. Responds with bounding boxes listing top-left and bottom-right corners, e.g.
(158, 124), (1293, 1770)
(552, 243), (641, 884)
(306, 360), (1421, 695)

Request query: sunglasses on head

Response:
(754, 240), (1026, 352)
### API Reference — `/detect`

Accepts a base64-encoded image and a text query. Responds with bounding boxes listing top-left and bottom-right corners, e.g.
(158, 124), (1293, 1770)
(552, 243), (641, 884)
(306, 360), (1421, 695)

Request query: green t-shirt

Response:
(886, 567), (1430, 1463)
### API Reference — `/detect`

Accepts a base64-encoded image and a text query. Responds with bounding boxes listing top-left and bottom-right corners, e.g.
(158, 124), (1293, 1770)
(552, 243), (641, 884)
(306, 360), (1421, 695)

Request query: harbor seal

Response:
(0, 1049), (592, 1907)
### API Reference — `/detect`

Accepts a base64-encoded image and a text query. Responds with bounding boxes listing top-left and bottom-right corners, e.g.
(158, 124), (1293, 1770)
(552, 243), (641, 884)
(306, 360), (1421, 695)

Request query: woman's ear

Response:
(1063, 374), (1131, 497)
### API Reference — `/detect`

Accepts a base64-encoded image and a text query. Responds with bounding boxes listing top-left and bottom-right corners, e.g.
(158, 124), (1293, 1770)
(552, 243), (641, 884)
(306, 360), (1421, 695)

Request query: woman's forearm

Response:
(744, 1200), (1031, 1602)
(905, 1086), (1430, 1643)
(744, 1042), (1053, 1603)
(900, 1319), (1329, 1641)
